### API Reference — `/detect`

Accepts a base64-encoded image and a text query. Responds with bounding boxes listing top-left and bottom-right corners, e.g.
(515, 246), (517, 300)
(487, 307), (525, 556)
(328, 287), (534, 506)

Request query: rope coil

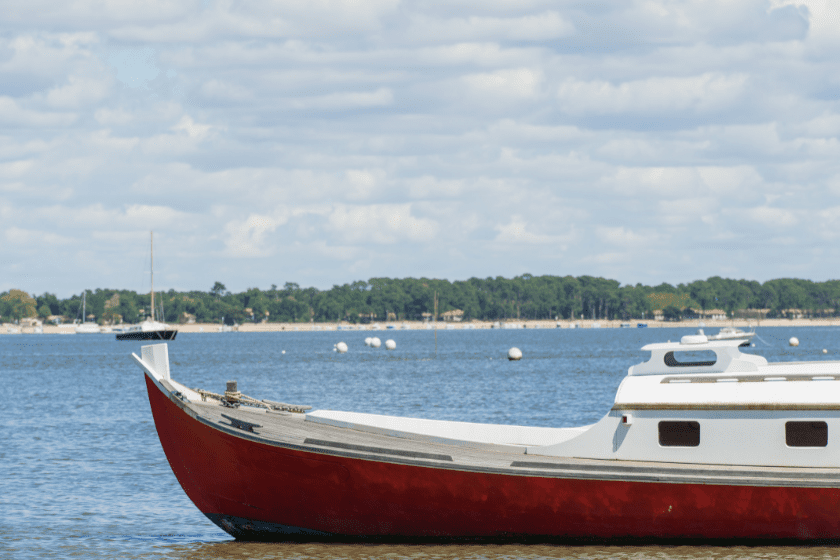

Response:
(194, 388), (311, 413)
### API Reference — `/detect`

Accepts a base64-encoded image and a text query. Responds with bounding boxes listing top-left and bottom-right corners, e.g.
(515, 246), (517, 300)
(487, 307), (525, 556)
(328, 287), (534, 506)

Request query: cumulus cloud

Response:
(223, 214), (284, 257)
(557, 73), (748, 115)
(171, 115), (217, 139)
(464, 68), (543, 100)
(328, 204), (438, 244)
(743, 206), (799, 227)
(596, 226), (660, 248)
(494, 215), (570, 246)
(405, 12), (574, 43)
(0, 96), (76, 127)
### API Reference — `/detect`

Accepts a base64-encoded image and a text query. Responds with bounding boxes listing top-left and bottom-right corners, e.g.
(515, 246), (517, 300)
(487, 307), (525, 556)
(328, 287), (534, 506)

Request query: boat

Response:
(117, 232), (177, 341)
(135, 333), (840, 541)
(700, 327), (754, 347)
(74, 292), (101, 334)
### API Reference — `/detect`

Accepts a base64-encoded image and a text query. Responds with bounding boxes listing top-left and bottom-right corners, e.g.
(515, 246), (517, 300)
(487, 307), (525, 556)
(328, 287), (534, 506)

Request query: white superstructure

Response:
(530, 334), (840, 467)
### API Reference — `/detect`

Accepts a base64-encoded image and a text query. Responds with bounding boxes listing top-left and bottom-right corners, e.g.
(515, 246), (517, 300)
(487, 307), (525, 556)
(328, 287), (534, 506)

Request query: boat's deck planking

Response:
(159, 380), (840, 489)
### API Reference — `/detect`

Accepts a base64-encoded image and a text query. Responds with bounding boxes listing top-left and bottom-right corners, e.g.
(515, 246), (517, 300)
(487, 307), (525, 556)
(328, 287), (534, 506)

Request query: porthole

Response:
(786, 421), (827, 447)
(658, 421), (700, 447)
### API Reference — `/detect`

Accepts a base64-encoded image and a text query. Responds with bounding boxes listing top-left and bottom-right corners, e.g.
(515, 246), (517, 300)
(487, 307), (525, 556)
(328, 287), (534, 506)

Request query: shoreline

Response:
(4, 317), (839, 334)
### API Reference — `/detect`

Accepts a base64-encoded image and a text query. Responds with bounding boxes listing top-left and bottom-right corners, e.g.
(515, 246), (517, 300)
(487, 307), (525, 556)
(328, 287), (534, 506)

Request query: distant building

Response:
(441, 309), (464, 322)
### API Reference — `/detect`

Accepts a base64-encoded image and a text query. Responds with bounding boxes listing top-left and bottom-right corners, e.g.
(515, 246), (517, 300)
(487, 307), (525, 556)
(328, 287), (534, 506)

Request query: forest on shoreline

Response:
(2, 275), (839, 325)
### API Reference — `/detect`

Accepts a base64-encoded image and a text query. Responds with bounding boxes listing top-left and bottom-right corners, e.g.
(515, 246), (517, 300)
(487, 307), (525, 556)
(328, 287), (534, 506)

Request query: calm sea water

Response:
(3, 326), (840, 559)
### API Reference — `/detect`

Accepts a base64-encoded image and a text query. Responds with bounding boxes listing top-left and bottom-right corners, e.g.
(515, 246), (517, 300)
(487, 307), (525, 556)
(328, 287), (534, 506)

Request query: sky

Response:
(1, 0), (839, 298)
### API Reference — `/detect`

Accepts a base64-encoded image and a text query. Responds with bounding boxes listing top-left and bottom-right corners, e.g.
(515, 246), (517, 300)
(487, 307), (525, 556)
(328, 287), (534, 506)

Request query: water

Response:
(3, 326), (840, 559)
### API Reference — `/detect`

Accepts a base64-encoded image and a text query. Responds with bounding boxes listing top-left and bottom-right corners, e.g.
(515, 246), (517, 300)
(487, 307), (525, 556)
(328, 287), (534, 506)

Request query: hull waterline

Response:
(144, 374), (840, 542)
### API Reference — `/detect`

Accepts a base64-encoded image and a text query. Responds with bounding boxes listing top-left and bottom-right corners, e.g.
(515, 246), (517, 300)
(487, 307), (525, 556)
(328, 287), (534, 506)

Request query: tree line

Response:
(2, 276), (839, 325)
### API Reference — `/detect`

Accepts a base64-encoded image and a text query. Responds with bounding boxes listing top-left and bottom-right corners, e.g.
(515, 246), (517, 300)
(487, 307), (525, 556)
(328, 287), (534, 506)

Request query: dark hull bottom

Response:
(205, 513), (333, 541)
(117, 330), (177, 341)
(203, 513), (840, 545)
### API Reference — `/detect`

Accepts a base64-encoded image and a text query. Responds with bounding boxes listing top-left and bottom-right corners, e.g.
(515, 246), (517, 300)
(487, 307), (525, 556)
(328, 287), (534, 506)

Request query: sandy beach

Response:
(4, 317), (837, 334)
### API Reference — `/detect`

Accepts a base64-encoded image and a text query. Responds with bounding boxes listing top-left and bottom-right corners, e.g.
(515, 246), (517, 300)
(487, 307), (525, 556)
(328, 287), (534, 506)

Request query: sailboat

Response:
(74, 292), (101, 333)
(116, 232), (178, 341)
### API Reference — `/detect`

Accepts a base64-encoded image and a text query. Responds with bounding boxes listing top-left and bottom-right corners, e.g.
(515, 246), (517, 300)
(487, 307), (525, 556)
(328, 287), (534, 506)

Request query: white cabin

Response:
(529, 335), (840, 467)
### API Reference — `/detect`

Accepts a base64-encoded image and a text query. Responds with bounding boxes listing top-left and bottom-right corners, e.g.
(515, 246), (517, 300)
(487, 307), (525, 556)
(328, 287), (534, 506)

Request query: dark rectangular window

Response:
(786, 421), (828, 447)
(664, 351), (716, 368)
(658, 421), (700, 447)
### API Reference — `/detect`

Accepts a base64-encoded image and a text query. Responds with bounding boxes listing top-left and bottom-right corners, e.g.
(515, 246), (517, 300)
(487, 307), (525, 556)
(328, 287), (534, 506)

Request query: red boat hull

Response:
(145, 374), (840, 541)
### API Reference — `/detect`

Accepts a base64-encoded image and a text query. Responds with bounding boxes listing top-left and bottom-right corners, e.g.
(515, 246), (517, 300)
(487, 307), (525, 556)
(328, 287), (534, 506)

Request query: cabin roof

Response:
(620, 334), (840, 407)
(640, 336), (747, 352)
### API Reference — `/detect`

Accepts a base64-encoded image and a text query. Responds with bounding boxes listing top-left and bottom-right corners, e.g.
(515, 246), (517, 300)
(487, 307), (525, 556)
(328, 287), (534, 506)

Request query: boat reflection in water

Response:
(135, 332), (840, 541)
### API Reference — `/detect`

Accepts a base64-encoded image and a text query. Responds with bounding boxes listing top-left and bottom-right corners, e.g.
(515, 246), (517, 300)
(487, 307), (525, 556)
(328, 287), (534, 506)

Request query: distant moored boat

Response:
(117, 231), (177, 341)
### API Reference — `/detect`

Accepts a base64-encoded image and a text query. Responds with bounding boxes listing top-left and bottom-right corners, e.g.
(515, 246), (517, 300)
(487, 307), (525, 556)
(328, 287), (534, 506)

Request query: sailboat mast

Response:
(151, 231), (155, 323)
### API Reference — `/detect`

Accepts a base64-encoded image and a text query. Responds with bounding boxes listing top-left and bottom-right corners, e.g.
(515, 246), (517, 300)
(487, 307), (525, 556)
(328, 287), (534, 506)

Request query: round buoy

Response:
(364, 337), (372, 346)
(824, 349), (828, 354)
(385, 339), (396, 350)
(370, 337), (381, 348)
(281, 350), (286, 354)
(336, 342), (348, 353)
(789, 337), (800, 347)
(508, 347), (522, 361)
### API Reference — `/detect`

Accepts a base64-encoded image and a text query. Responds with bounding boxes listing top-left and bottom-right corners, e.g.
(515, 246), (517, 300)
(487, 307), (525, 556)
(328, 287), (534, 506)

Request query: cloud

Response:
(596, 226), (660, 248)
(406, 12), (574, 43)
(94, 107), (134, 125)
(327, 204), (438, 244)
(223, 214), (284, 257)
(0, 96), (76, 127)
(608, 166), (764, 198)
(494, 215), (570, 246)
(743, 206), (799, 227)
(557, 73), (748, 115)
(0, 159), (35, 178)
(286, 88), (394, 110)
(171, 115), (217, 140)
(463, 68), (543, 100)
(3, 226), (73, 247)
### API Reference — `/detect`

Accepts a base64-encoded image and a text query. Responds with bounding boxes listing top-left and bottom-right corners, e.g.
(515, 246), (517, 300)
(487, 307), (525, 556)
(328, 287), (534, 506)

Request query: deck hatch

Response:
(786, 421), (828, 447)
(303, 438), (453, 461)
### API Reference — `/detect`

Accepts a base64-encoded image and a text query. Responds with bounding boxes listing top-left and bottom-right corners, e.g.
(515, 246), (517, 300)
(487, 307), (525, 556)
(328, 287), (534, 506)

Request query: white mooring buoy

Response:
(336, 341), (348, 353)
(370, 337), (382, 348)
(364, 337), (372, 346)
(789, 337), (800, 347)
(385, 339), (396, 350)
(824, 349), (828, 354)
(508, 347), (522, 361)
